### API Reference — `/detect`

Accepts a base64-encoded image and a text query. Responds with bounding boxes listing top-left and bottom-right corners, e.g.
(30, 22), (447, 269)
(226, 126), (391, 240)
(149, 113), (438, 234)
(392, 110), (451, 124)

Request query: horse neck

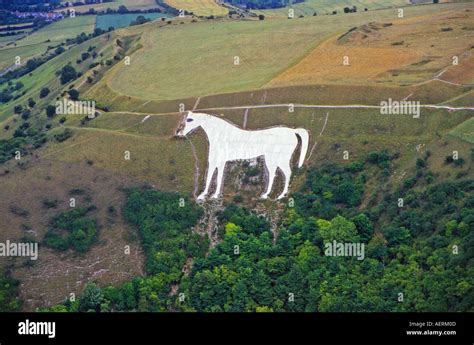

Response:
(200, 116), (236, 138)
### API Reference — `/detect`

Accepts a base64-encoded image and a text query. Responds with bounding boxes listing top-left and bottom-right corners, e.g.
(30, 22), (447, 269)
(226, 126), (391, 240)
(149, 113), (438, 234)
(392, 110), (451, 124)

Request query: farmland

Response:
(0, 16), (96, 70)
(164, 0), (229, 16)
(57, 0), (160, 13)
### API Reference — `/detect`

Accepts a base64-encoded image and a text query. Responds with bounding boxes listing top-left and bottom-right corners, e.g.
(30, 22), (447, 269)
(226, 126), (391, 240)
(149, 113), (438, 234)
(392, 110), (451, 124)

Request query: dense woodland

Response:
(28, 149), (473, 313)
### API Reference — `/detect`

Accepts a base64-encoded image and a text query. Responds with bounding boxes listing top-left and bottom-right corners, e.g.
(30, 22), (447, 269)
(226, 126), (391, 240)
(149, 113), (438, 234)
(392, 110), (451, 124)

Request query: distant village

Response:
(11, 11), (63, 22)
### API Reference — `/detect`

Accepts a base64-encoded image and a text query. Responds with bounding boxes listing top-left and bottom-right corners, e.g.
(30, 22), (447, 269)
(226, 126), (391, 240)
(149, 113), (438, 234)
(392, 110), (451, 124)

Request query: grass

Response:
(256, 0), (411, 17)
(164, 0), (228, 16)
(95, 13), (170, 31)
(15, 17), (96, 48)
(0, 33), (117, 123)
(44, 126), (204, 193)
(0, 16), (96, 70)
(40, 104), (471, 212)
(269, 6), (474, 87)
(450, 117), (474, 143)
(0, 155), (145, 311)
(102, 2), (473, 102)
(57, 0), (159, 13)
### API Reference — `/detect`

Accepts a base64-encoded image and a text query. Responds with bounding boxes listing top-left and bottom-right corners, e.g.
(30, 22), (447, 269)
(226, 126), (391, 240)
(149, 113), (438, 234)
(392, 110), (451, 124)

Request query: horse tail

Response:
(295, 128), (309, 168)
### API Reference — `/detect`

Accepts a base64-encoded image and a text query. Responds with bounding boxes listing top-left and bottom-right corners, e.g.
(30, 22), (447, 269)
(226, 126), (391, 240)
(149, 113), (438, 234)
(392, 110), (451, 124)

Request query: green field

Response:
(257, 0), (410, 17)
(57, 0), (160, 13)
(95, 13), (170, 31)
(0, 16), (96, 70)
(450, 117), (474, 143)
(165, 0), (229, 16)
(104, 2), (472, 101)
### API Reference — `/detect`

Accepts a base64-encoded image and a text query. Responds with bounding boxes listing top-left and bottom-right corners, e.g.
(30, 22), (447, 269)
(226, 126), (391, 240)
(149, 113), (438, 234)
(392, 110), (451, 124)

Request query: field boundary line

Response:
(196, 103), (474, 112)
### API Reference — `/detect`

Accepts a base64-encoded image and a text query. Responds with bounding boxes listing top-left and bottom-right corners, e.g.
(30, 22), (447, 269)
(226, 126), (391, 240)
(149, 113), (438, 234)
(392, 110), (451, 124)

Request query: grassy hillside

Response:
(256, 0), (411, 17)
(267, 9), (474, 87)
(0, 32), (117, 124)
(0, 1), (472, 312)
(101, 2), (473, 101)
(95, 13), (170, 30)
(0, 16), (96, 70)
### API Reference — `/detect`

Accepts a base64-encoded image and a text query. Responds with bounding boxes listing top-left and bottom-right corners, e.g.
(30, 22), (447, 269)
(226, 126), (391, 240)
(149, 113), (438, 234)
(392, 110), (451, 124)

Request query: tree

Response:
(59, 65), (78, 84)
(68, 89), (79, 101)
(352, 214), (374, 241)
(118, 5), (128, 13)
(21, 109), (30, 120)
(39, 87), (50, 98)
(28, 98), (36, 108)
(13, 105), (23, 114)
(317, 216), (359, 243)
(78, 283), (103, 312)
(46, 105), (56, 118)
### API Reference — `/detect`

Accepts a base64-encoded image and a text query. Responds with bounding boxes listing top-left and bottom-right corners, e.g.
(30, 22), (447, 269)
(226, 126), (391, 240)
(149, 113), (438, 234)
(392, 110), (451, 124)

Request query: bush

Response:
(59, 65), (78, 85)
(54, 128), (73, 142)
(28, 98), (36, 108)
(40, 87), (50, 98)
(44, 207), (98, 253)
(68, 89), (79, 101)
(46, 105), (56, 118)
(13, 105), (23, 114)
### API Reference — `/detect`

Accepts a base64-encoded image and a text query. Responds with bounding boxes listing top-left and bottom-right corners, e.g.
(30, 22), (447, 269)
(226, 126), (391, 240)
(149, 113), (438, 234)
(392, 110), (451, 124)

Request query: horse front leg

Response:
(261, 164), (276, 199)
(197, 163), (216, 201)
(211, 162), (226, 199)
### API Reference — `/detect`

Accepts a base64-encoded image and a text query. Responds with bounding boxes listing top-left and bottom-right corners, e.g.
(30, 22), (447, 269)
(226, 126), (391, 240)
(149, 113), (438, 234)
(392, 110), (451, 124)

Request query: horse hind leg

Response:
(277, 164), (292, 200)
(261, 165), (277, 199)
(211, 163), (226, 199)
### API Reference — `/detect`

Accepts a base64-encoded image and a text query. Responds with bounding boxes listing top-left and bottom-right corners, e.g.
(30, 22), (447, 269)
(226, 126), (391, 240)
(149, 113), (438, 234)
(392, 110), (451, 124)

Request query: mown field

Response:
(102, 2), (474, 102)
(165, 0), (228, 16)
(95, 13), (170, 31)
(57, 0), (160, 13)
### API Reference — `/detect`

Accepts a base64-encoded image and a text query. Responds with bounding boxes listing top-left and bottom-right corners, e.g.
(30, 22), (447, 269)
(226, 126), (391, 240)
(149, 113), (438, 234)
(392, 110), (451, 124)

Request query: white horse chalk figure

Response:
(176, 111), (309, 200)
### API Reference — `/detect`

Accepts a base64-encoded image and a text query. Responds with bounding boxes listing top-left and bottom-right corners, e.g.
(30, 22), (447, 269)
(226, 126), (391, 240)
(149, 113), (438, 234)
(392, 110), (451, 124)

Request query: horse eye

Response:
(186, 118), (194, 122)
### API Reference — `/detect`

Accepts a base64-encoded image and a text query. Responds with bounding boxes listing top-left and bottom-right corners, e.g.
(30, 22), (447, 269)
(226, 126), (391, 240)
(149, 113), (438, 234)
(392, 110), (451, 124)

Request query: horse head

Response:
(175, 111), (207, 137)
